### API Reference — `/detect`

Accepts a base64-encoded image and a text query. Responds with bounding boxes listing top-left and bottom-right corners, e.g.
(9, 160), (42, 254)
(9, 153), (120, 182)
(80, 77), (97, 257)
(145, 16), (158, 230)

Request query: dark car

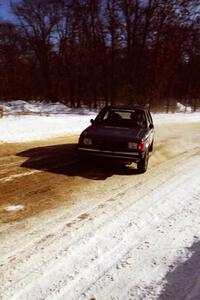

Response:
(77, 106), (154, 173)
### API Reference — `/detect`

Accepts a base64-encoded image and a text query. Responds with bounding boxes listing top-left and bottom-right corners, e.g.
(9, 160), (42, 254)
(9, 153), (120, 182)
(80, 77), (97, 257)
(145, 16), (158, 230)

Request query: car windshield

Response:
(95, 109), (146, 128)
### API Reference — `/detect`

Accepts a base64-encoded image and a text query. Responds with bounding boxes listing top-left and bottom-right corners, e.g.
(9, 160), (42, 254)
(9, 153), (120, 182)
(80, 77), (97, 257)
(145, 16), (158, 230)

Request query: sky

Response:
(0, 0), (15, 21)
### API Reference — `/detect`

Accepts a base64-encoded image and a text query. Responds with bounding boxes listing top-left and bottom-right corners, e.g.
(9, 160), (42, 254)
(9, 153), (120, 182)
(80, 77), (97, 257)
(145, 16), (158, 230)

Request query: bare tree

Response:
(12, 0), (63, 100)
(0, 22), (22, 99)
(105, 0), (121, 105)
(0, 0), (198, 110)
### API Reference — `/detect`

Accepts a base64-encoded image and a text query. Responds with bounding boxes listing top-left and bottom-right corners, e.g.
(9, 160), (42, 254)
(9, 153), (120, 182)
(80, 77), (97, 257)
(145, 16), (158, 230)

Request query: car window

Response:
(96, 109), (147, 128)
(102, 110), (110, 120)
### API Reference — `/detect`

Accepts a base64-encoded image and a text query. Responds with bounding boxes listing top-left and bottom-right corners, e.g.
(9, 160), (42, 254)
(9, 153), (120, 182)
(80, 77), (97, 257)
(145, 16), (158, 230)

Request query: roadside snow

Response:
(154, 112), (200, 124)
(0, 100), (199, 142)
(1, 100), (94, 115)
(176, 102), (192, 113)
(0, 101), (199, 299)
(0, 115), (95, 142)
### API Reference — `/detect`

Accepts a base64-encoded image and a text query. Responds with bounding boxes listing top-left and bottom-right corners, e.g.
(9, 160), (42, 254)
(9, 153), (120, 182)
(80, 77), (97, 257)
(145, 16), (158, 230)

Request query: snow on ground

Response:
(0, 100), (97, 143)
(0, 100), (199, 143)
(0, 143), (200, 300)
(153, 112), (200, 124)
(0, 115), (96, 143)
(0, 100), (200, 299)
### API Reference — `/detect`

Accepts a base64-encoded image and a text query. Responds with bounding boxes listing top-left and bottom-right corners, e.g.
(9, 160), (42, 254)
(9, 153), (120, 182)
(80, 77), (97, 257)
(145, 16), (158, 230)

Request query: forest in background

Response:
(0, 0), (199, 111)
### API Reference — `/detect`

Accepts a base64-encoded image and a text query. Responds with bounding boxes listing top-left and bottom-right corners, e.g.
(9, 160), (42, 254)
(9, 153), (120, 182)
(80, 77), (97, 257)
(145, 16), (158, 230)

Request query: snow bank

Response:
(1, 100), (95, 116)
(0, 100), (199, 143)
(176, 102), (192, 113)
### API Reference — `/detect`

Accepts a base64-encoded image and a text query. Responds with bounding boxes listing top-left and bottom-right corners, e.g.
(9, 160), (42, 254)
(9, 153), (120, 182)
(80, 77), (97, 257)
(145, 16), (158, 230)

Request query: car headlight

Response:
(128, 142), (137, 150)
(83, 138), (92, 145)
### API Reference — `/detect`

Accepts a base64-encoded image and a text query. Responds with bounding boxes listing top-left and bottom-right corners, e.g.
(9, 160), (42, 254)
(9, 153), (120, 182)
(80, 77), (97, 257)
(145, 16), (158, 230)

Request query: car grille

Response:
(93, 139), (128, 151)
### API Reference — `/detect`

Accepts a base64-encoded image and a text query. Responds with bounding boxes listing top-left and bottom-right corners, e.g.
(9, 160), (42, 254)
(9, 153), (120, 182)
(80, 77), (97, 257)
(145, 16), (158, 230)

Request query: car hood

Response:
(82, 125), (147, 142)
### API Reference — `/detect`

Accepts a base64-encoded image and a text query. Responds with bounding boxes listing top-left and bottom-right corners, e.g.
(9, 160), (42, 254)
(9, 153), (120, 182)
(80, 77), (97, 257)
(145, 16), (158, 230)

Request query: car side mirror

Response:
(90, 119), (95, 124)
(149, 124), (154, 129)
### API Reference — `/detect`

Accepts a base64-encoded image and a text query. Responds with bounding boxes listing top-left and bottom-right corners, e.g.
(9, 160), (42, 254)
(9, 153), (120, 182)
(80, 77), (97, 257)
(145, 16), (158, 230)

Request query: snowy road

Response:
(0, 122), (200, 300)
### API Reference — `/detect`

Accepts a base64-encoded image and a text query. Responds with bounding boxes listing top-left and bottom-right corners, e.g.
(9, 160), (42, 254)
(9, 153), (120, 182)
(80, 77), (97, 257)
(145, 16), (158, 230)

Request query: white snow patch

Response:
(4, 205), (24, 212)
(176, 102), (192, 113)
(153, 112), (200, 124)
(0, 170), (41, 183)
(0, 115), (95, 142)
(1, 100), (95, 116)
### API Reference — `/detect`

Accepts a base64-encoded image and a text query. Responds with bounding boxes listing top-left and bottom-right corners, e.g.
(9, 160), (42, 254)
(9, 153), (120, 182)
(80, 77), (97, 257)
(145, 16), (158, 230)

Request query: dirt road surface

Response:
(0, 122), (200, 299)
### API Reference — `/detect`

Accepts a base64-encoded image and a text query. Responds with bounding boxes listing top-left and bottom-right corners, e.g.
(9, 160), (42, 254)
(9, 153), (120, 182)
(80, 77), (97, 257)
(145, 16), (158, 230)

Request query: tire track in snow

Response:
(79, 189), (200, 300)
(1, 150), (199, 300)
(0, 170), (41, 183)
(0, 147), (196, 259)
(0, 142), (198, 248)
(46, 160), (200, 300)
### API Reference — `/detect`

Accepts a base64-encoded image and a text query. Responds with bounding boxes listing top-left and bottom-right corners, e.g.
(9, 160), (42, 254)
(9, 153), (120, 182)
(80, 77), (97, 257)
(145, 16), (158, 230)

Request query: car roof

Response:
(103, 105), (150, 112)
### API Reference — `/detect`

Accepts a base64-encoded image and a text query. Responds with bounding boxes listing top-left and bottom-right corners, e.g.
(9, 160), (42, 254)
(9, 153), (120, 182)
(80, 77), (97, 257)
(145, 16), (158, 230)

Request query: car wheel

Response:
(137, 150), (149, 173)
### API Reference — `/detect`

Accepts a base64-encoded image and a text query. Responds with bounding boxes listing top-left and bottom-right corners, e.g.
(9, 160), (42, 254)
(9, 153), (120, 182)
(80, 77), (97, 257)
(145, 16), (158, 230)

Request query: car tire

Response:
(137, 150), (149, 173)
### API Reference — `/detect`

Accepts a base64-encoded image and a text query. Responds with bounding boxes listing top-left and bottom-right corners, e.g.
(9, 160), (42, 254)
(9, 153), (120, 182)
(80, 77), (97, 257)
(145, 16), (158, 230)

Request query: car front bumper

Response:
(77, 146), (143, 162)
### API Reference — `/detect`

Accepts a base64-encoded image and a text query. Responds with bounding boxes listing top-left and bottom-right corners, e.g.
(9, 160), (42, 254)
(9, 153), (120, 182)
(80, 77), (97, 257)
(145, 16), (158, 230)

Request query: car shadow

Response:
(17, 143), (138, 180)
